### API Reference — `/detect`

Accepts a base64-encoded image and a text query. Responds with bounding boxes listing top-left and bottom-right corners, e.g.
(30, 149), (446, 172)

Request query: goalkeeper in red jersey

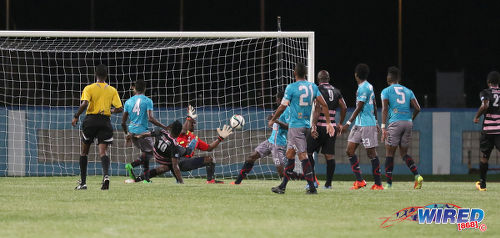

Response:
(175, 105), (233, 184)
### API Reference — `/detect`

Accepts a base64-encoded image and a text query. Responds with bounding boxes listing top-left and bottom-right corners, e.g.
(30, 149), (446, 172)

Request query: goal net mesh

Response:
(0, 33), (311, 179)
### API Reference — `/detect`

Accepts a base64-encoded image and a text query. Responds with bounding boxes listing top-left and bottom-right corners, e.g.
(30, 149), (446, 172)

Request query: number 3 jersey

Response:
(381, 84), (416, 124)
(282, 80), (320, 128)
(480, 87), (500, 134)
(124, 94), (154, 134)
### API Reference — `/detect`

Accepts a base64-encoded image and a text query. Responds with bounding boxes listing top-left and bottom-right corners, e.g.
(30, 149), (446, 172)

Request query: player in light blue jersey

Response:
(341, 63), (383, 190)
(121, 80), (170, 182)
(380, 66), (422, 189)
(269, 63), (335, 194)
(231, 91), (292, 184)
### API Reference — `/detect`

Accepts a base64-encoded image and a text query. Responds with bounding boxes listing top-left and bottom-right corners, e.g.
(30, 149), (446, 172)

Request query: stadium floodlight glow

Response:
(0, 31), (314, 178)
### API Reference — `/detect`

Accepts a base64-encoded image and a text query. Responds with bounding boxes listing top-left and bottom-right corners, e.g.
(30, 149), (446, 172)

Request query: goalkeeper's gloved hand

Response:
(187, 105), (197, 119)
(216, 125), (233, 140)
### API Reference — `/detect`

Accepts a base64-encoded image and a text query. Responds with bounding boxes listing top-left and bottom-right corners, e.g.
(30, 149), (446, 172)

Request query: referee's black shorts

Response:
(307, 126), (337, 155)
(81, 114), (113, 145)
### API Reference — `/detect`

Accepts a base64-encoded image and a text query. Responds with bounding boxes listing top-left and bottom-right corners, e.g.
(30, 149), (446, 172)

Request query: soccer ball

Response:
(230, 114), (245, 129)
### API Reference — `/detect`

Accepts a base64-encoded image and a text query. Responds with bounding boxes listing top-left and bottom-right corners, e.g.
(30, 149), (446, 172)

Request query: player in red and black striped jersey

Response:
(473, 71), (500, 191)
(133, 120), (197, 184)
(307, 70), (347, 189)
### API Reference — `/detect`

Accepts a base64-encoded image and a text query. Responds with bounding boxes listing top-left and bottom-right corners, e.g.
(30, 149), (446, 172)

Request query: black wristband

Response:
(217, 136), (224, 141)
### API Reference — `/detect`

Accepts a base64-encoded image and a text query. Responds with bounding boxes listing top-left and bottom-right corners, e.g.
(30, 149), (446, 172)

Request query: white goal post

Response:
(0, 31), (314, 178)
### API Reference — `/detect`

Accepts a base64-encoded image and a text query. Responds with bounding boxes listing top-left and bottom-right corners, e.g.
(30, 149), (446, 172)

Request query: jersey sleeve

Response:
(357, 87), (369, 103)
(409, 89), (416, 100)
(312, 84), (321, 99)
(112, 88), (123, 108)
(80, 85), (91, 101)
(124, 99), (131, 113)
(146, 98), (154, 111)
(196, 138), (210, 151)
(480, 90), (490, 102)
(282, 84), (292, 106)
(380, 88), (387, 100)
(175, 145), (189, 158)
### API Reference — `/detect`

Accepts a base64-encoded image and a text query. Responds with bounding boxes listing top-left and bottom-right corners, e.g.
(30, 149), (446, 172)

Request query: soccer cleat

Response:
(323, 185), (332, 189)
(306, 188), (318, 194)
(230, 181), (240, 185)
(475, 181), (487, 191)
(304, 181), (319, 190)
(350, 180), (367, 190)
(370, 184), (384, 190)
(414, 175), (424, 189)
(101, 175), (110, 190)
(206, 179), (224, 184)
(143, 179), (152, 184)
(384, 183), (392, 190)
(271, 186), (285, 194)
(314, 176), (321, 187)
(75, 180), (87, 190)
(125, 163), (135, 180)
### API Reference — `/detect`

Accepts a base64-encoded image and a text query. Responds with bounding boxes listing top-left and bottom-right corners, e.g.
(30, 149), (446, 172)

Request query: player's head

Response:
(183, 116), (196, 132)
(276, 90), (285, 105)
(354, 63), (369, 81)
(387, 66), (400, 84)
(95, 64), (108, 81)
(294, 62), (307, 80)
(134, 80), (146, 94)
(317, 70), (330, 84)
(170, 120), (183, 138)
(487, 71), (500, 87)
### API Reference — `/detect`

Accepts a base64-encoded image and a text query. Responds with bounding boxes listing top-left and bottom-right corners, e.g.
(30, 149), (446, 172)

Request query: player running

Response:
(72, 64), (123, 190)
(340, 63), (383, 190)
(175, 106), (233, 184)
(270, 63), (335, 194)
(121, 79), (170, 183)
(380, 66), (422, 189)
(133, 120), (198, 183)
(473, 71), (500, 191)
(307, 70), (347, 189)
(231, 91), (290, 185)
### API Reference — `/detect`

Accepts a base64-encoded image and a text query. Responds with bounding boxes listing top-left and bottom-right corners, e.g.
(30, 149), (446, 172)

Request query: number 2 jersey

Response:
(317, 83), (343, 127)
(124, 94), (154, 134)
(355, 81), (377, 127)
(282, 80), (321, 128)
(480, 87), (500, 134)
(151, 129), (193, 165)
(380, 84), (416, 124)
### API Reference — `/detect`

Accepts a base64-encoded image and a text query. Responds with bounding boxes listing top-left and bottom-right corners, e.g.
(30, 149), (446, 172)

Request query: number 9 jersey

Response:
(282, 80), (320, 128)
(381, 83), (415, 124)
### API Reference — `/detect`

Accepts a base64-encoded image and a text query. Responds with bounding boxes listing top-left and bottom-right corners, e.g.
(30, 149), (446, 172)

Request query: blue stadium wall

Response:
(0, 108), (492, 176)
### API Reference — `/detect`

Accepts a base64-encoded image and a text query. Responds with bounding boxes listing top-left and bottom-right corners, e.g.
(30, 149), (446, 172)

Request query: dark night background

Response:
(1, 0), (499, 107)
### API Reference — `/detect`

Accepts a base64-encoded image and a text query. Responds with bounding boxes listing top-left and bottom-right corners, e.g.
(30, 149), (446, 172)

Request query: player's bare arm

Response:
(147, 110), (169, 130)
(171, 157), (183, 184)
(111, 107), (123, 114)
(338, 98), (347, 135)
(316, 95), (335, 136)
(342, 100), (365, 133)
(72, 100), (89, 127)
(410, 98), (421, 121)
(474, 99), (489, 123)
(381, 99), (389, 141)
(268, 104), (287, 127)
(275, 120), (289, 130)
(310, 101), (321, 139)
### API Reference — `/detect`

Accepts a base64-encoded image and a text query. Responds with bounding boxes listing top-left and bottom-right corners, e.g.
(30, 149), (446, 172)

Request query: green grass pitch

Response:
(0, 176), (498, 238)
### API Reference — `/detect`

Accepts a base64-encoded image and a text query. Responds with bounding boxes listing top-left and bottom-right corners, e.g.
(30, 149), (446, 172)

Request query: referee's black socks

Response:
(325, 159), (335, 187)
(101, 155), (110, 176)
(79, 155), (88, 184)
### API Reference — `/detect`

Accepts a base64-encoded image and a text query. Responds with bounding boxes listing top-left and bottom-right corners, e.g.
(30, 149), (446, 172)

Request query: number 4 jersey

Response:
(381, 84), (415, 124)
(124, 94), (154, 134)
(480, 87), (500, 134)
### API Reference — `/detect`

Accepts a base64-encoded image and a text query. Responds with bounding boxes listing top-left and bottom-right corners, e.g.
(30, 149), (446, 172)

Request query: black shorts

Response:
(307, 126), (336, 155)
(81, 114), (113, 145)
(480, 132), (500, 158)
(178, 157), (207, 172)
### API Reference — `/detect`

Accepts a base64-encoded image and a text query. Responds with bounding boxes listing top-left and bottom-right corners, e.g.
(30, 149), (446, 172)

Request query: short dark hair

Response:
(487, 71), (500, 85)
(387, 66), (400, 82)
(295, 63), (307, 78)
(355, 63), (370, 80)
(277, 90), (285, 100)
(95, 64), (108, 79)
(317, 70), (330, 83)
(135, 80), (146, 93)
(169, 120), (183, 138)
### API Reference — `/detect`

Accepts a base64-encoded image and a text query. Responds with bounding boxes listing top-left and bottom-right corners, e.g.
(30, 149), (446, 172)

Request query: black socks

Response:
(79, 155), (88, 184)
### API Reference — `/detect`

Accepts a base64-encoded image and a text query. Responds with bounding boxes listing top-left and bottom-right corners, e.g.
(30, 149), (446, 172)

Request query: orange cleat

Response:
(350, 180), (367, 190)
(230, 181), (240, 185)
(206, 179), (224, 184)
(370, 184), (384, 190)
(314, 176), (321, 187)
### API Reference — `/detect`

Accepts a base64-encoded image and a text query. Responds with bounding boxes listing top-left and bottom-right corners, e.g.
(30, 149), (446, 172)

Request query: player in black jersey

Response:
(307, 70), (347, 189)
(131, 120), (198, 184)
(473, 71), (500, 191)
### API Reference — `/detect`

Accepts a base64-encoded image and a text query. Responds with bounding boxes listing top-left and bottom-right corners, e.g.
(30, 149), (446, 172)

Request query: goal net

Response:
(0, 31), (314, 179)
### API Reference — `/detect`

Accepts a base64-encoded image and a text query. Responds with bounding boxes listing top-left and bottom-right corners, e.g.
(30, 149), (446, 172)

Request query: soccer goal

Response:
(0, 31), (314, 179)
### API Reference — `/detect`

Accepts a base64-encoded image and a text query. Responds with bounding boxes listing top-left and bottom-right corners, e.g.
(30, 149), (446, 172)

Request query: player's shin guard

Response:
(385, 157), (394, 185)
(279, 158), (295, 189)
(349, 155), (363, 181)
(235, 161), (254, 184)
(100, 155), (110, 176)
(370, 157), (382, 185)
(301, 159), (316, 191)
(479, 161), (488, 188)
(79, 155), (88, 184)
(206, 163), (215, 181)
(403, 155), (419, 175)
(325, 159), (335, 186)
